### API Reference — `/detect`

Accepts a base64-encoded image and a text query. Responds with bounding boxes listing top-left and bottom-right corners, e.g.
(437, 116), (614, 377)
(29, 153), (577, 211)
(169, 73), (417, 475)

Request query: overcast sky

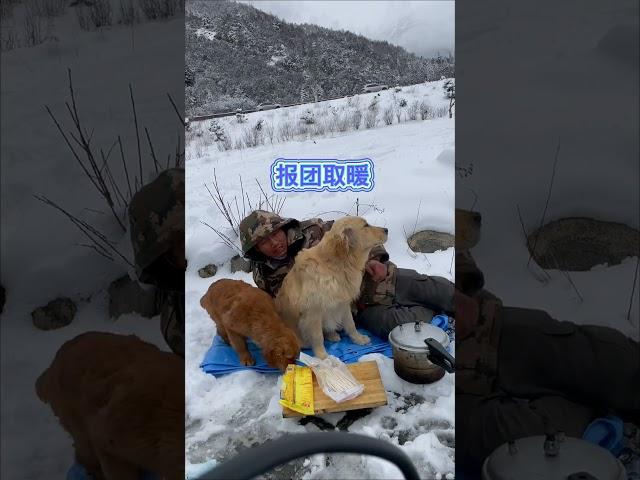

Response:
(239, 1), (454, 58)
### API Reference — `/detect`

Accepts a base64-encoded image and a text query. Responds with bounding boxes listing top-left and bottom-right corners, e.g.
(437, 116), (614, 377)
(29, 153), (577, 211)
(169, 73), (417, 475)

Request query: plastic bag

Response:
(299, 352), (364, 403)
(279, 364), (315, 415)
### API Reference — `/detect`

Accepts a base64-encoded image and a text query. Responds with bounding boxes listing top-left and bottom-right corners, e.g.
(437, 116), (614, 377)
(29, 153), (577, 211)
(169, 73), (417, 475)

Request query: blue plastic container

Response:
(582, 415), (625, 456)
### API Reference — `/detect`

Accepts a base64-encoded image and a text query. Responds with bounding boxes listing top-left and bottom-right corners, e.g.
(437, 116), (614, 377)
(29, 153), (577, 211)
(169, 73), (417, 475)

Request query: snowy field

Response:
(185, 81), (456, 478)
(456, 0), (639, 339)
(1, 4), (184, 478)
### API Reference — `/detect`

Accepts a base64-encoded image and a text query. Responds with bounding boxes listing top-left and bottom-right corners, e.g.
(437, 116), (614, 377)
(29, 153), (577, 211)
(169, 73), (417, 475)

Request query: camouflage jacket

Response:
(455, 249), (503, 396)
(128, 168), (185, 357)
(239, 210), (397, 306)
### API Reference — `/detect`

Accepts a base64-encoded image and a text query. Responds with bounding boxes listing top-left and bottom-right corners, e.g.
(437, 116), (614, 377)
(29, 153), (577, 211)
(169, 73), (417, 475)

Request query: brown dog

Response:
(35, 332), (184, 480)
(200, 279), (301, 370)
(275, 216), (388, 359)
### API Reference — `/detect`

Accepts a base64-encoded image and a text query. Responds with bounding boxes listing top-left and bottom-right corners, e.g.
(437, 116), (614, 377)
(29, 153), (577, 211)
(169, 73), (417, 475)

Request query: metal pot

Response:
(388, 321), (455, 384)
(482, 434), (626, 480)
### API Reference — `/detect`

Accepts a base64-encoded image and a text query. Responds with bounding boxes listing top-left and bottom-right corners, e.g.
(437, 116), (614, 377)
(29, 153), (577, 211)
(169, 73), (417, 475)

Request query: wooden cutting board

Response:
(281, 361), (387, 417)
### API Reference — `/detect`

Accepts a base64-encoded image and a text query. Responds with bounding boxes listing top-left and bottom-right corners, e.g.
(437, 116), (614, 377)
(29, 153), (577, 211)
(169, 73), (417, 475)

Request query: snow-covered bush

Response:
(277, 121), (294, 141)
(76, 0), (112, 30)
(24, 3), (46, 45)
(383, 107), (395, 125)
(264, 122), (275, 144)
(407, 101), (420, 120)
(399, 98), (407, 108)
(118, 0), (140, 25)
(28, 0), (67, 18)
(350, 109), (362, 130)
(364, 109), (378, 129)
(208, 121), (227, 142)
(300, 109), (315, 125)
(336, 114), (350, 132)
(241, 124), (263, 148)
(420, 101), (432, 120)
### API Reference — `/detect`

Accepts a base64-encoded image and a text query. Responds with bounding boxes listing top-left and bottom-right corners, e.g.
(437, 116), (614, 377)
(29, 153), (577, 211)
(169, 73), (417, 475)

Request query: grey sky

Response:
(239, 1), (454, 58)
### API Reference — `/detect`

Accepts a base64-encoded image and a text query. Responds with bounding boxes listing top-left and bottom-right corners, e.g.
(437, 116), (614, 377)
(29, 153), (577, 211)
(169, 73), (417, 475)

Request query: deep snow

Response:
(185, 80), (456, 478)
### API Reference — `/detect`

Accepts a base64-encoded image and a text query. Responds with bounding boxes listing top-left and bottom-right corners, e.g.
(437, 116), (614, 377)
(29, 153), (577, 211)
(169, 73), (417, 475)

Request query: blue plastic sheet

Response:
(200, 328), (393, 376)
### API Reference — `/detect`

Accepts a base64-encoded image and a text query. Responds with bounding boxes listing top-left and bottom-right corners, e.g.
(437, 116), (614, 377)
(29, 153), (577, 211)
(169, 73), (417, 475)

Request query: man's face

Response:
(256, 229), (288, 259)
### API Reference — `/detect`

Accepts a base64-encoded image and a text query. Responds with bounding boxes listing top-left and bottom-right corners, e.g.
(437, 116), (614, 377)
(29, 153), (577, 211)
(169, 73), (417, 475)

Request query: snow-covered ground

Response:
(456, 0), (639, 339)
(185, 80), (455, 478)
(1, 4), (184, 478)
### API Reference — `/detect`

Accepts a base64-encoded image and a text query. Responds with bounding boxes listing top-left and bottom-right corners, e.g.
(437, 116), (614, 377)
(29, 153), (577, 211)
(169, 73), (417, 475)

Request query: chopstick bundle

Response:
(299, 352), (364, 403)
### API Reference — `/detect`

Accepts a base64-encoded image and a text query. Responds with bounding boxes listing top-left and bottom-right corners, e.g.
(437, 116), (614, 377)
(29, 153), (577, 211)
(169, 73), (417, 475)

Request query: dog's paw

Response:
(325, 332), (341, 342)
(240, 355), (255, 366)
(352, 334), (371, 345)
(314, 349), (329, 360)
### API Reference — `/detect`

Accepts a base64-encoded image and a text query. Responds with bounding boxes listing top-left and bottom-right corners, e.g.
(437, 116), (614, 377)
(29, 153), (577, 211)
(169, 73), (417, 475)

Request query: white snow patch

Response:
(186, 83), (455, 475)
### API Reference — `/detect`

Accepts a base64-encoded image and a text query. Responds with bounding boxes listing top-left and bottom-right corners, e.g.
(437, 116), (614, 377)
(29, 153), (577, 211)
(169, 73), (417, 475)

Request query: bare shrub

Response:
(324, 117), (337, 134)
(294, 122), (309, 137)
(89, 0), (112, 28)
(395, 108), (402, 124)
(277, 121), (295, 142)
(241, 125), (263, 148)
(420, 101), (432, 120)
(300, 109), (315, 125)
(382, 106), (394, 125)
(364, 109), (378, 129)
(350, 109), (362, 130)
(407, 101), (420, 121)
(336, 114), (350, 132)
(140, 0), (181, 20)
(1, 28), (20, 51)
(118, 0), (140, 25)
(75, 0), (112, 30)
(234, 138), (244, 149)
(23, 3), (46, 46)
(313, 120), (327, 136)
(436, 105), (448, 118)
(347, 96), (360, 108)
(217, 135), (233, 152)
(264, 122), (275, 144)
(27, 0), (67, 18)
(75, 6), (90, 30)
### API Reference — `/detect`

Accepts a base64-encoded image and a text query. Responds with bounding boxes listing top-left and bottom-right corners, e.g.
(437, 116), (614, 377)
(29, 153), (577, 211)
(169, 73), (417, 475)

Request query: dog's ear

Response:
(341, 227), (358, 249)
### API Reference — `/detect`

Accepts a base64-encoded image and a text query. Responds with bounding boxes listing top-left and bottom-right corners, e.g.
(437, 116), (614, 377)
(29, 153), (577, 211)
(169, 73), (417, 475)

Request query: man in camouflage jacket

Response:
(454, 229), (640, 471)
(239, 210), (455, 339)
(128, 168), (185, 357)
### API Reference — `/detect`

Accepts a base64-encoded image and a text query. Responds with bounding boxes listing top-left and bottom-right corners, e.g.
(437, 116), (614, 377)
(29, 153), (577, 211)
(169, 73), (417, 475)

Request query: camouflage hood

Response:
(128, 168), (185, 282)
(239, 210), (300, 261)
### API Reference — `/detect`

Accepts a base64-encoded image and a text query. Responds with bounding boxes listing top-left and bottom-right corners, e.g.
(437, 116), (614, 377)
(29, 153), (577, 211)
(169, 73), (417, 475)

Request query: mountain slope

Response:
(185, 0), (454, 115)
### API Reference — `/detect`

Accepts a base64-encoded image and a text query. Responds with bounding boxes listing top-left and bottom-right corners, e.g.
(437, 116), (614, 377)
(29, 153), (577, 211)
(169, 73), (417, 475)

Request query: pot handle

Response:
(424, 338), (455, 373)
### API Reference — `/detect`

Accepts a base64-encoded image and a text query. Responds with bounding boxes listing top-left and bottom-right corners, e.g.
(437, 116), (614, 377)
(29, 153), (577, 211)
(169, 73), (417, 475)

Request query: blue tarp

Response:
(200, 328), (393, 376)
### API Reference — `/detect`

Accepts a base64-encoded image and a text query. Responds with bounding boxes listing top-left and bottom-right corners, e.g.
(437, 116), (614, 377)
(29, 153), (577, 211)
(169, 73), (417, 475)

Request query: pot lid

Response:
(388, 322), (449, 351)
(482, 435), (626, 480)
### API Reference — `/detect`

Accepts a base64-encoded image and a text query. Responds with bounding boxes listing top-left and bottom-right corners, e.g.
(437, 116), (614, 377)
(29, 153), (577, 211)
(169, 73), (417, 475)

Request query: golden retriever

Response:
(35, 332), (184, 480)
(200, 279), (301, 370)
(275, 216), (388, 359)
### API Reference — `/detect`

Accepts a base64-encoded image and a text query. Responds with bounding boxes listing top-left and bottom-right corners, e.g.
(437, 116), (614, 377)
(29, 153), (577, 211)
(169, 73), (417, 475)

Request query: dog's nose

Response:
(383, 228), (388, 234)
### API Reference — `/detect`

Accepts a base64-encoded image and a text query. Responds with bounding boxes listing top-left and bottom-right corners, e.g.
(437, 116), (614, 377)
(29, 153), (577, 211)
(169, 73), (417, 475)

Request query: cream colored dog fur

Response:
(275, 216), (388, 359)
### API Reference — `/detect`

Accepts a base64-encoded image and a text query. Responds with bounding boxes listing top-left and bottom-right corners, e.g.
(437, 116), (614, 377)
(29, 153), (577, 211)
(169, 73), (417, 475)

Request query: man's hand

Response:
(365, 259), (387, 282)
